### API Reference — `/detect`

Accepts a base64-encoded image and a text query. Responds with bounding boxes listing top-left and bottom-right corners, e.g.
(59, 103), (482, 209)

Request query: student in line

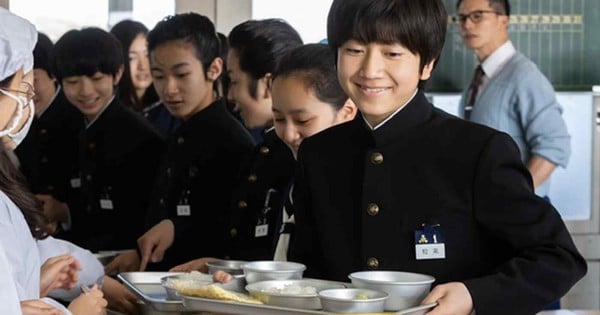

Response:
(137, 13), (254, 271)
(40, 27), (164, 275)
(288, 1), (586, 314)
(172, 43), (357, 275)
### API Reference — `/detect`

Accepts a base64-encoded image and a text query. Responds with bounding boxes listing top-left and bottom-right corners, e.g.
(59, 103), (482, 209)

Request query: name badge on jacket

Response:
(414, 224), (445, 260)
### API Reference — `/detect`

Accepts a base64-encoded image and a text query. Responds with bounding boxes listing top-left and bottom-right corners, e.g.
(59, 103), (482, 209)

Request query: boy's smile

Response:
(337, 40), (433, 127)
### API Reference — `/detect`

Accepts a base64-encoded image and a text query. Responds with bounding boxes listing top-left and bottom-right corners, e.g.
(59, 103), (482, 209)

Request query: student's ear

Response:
(113, 65), (124, 85)
(335, 98), (358, 123)
(419, 60), (436, 81)
(258, 73), (272, 100)
(206, 57), (223, 82)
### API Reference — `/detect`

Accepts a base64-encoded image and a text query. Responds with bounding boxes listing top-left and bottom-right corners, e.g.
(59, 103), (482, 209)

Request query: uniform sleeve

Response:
(463, 133), (586, 315)
(37, 236), (104, 301)
(0, 241), (22, 314)
(516, 68), (571, 167)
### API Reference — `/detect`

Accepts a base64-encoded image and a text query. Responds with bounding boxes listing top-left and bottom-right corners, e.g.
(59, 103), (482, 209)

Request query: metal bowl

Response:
(160, 274), (212, 300)
(206, 260), (247, 275)
(348, 271), (435, 311)
(245, 279), (346, 310)
(318, 288), (388, 313)
(241, 261), (306, 284)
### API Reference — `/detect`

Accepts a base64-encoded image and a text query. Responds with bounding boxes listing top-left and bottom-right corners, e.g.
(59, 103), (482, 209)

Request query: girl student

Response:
(110, 19), (178, 137)
(172, 43), (357, 276)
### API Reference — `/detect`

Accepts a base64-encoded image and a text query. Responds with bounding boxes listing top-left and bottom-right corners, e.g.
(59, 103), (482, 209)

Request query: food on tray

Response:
(174, 283), (263, 305)
(262, 283), (317, 295)
(163, 271), (213, 289)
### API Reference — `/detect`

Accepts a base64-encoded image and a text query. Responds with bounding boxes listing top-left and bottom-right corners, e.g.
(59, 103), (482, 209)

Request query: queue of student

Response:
(0, 0), (586, 314)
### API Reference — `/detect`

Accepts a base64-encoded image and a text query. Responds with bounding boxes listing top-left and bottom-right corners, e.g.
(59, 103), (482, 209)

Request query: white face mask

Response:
(0, 89), (35, 147)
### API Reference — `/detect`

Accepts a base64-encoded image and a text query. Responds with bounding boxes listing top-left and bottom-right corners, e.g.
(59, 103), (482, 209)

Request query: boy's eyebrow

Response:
(150, 62), (191, 72)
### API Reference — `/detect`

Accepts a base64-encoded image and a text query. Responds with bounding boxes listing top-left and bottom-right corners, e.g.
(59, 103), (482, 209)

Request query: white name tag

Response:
(177, 205), (191, 216)
(255, 224), (268, 237)
(415, 243), (446, 260)
(70, 178), (81, 188)
(99, 199), (113, 210)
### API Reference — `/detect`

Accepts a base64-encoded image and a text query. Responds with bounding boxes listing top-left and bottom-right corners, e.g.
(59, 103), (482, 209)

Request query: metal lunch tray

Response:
(120, 272), (436, 315)
(118, 272), (195, 313)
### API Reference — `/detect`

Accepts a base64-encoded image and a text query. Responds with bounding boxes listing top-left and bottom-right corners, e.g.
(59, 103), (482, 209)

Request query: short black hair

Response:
(147, 13), (220, 77)
(456, 0), (510, 16)
(228, 19), (303, 99)
(327, 0), (447, 88)
(52, 27), (123, 82)
(273, 43), (347, 111)
(110, 20), (158, 111)
(33, 32), (54, 77)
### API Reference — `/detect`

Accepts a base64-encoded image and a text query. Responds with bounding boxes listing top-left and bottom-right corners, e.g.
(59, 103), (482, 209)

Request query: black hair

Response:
(327, 0), (447, 89)
(52, 27), (123, 82)
(228, 19), (303, 99)
(273, 44), (347, 111)
(456, 0), (510, 16)
(147, 13), (221, 79)
(33, 32), (54, 77)
(110, 20), (159, 112)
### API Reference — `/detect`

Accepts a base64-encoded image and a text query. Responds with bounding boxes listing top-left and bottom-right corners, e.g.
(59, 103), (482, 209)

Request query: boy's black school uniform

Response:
(145, 99), (254, 269)
(289, 91), (586, 315)
(225, 127), (295, 261)
(15, 87), (83, 202)
(64, 97), (164, 252)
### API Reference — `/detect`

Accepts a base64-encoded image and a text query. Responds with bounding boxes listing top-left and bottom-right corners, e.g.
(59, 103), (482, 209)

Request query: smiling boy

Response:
(288, 0), (586, 314)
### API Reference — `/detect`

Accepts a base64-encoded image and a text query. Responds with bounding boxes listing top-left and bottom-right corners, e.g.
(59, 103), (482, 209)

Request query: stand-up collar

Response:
(357, 91), (433, 148)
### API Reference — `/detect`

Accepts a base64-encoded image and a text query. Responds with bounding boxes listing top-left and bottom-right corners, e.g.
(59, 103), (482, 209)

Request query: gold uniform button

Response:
(259, 146), (270, 155)
(367, 257), (379, 269)
(40, 129), (48, 135)
(366, 203), (380, 216)
(177, 137), (185, 144)
(47, 185), (55, 191)
(247, 174), (257, 183)
(370, 152), (383, 165)
(40, 156), (48, 163)
(88, 142), (96, 150)
(238, 200), (248, 209)
(230, 228), (238, 238)
(86, 174), (92, 181)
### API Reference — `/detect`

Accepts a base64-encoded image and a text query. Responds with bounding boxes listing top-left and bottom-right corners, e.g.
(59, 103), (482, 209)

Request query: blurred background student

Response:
(14, 32), (82, 229)
(110, 19), (178, 138)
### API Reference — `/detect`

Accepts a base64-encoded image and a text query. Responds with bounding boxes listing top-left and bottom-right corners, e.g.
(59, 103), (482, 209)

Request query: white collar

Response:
(37, 85), (61, 118)
(361, 88), (418, 130)
(85, 95), (115, 129)
(481, 40), (516, 78)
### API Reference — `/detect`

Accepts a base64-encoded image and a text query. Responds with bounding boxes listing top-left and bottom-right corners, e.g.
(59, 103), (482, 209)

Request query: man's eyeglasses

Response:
(452, 10), (500, 24)
(0, 81), (35, 106)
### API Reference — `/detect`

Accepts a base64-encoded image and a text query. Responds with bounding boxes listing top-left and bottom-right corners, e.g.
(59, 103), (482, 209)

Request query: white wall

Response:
(252, 0), (333, 43)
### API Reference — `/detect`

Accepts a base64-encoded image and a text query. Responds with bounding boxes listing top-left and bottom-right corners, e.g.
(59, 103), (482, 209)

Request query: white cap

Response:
(0, 8), (37, 82)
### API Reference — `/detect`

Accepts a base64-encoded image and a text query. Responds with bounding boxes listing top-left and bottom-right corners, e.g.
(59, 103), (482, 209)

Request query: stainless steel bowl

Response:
(160, 274), (212, 300)
(241, 261), (306, 284)
(206, 260), (247, 275)
(245, 279), (346, 310)
(318, 288), (388, 313)
(348, 271), (435, 311)
(219, 274), (247, 293)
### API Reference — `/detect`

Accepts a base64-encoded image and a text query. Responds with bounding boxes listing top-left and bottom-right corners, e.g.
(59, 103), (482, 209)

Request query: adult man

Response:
(457, 0), (570, 198)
